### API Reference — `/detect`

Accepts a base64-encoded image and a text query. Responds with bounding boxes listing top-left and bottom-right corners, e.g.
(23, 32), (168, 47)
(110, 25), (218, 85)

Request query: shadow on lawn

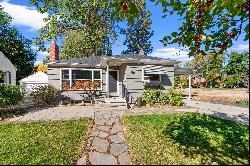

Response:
(163, 113), (249, 165)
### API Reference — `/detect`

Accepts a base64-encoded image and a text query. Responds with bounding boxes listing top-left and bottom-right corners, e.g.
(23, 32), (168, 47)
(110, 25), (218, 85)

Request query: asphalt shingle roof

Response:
(56, 56), (103, 65)
(55, 54), (178, 65)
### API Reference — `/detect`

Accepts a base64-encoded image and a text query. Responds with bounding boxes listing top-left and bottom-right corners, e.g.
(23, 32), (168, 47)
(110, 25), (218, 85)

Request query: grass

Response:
(235, 99), (249, 107)
(0, 119), (92, 165)
(122, 113), (249, 165)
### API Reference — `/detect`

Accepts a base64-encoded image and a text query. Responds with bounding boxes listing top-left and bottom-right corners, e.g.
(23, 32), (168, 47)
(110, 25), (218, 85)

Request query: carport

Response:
(174, 67), (193, 100)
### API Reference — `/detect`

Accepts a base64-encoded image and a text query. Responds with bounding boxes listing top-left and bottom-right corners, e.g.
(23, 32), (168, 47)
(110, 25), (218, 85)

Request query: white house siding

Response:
(125, 64), (175, 103)
(0, 52), (16, 85)
(47, 68), (60, 89)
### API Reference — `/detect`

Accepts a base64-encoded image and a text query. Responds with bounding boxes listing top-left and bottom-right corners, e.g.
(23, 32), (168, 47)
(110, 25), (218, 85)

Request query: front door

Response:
(109, 70), (118, 96)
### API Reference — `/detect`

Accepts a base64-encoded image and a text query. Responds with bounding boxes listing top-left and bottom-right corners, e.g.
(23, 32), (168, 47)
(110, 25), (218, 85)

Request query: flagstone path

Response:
(76, 109), (132, 165)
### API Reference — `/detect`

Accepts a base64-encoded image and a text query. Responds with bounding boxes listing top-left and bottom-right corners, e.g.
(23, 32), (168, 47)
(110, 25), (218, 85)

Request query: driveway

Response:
(8, 105), (96, 122)
(183, 99), (249, 125)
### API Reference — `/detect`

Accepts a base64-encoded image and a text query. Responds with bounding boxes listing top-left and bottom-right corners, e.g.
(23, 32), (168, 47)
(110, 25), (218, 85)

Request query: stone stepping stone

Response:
(111, 123), (123, 134)
(92, 137), (109, 153)
(110, 143), (128, 156)
(76, 155), (86, 165)
(110, 133), (125, 144)
(89, 152), (117, 165)
(98, 131), (109, 139)
(98, 125), (110, 132)
(118, 152), (132, 165)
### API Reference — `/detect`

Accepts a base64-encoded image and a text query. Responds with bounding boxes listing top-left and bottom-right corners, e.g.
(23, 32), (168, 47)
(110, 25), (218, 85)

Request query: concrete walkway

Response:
(8, 105), (96, 122)
(183, 99), (249, 125)
(76, 109), (131, 165)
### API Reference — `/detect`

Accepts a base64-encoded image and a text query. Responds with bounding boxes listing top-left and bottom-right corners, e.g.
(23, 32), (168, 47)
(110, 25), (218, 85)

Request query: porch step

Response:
(95, 97), (128, 109)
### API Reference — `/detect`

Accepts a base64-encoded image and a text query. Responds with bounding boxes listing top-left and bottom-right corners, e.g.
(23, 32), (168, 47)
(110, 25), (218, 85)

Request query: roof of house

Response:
(58, 56), (103, 65)
(174, 67), (193, 75)
(48, 54), (179, 66)
(0, 51), (17, 71)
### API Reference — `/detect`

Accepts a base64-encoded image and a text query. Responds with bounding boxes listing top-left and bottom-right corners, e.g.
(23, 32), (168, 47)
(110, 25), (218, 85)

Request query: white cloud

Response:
(34, 61), (42, 66)
(38, 51), (49, 57)
(0, 1), (47, 30)
(228, 43), (249, 52)
(149, 47), (193, 63)
(232, 44), (249, 51)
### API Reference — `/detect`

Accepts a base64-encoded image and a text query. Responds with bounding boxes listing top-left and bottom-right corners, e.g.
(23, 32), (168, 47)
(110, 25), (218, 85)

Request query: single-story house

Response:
(47, 42), (192, 105)
(0, 51), (17, 85)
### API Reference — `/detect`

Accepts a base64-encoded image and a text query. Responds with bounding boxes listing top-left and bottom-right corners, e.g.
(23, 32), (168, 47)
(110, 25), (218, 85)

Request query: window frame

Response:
(60, 68), (102, 91)
(142, 67), (161, 83)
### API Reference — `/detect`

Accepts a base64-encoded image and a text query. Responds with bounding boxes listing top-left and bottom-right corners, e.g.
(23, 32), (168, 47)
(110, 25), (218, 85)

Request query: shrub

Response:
(32, 85), (57, 106)
(0, 84), (24, 108)
(142, 88), (162, 106)
(174, 76), (181, 87)
(142, 88), (184, 107)
(235, 99), (249, 107)
(166, 88), (185, 106)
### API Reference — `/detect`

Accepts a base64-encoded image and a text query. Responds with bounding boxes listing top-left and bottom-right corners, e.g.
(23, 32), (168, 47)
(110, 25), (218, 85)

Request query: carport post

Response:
(188, 74), (192, 100)
(106, 63), (109, 98)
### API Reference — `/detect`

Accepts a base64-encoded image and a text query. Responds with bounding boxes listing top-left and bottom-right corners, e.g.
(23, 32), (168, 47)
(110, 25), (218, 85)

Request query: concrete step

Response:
(96, 97), (128, 109)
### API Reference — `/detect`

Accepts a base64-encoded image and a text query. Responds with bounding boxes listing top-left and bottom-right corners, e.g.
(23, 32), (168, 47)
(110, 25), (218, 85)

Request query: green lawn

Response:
(122, 113), (249, 165)
(0, 119), (92, 165)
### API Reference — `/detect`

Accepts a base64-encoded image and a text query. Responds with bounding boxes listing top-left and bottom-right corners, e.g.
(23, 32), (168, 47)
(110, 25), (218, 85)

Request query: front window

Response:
(61, 69), (102, 90)
(144, 74), (160, 82)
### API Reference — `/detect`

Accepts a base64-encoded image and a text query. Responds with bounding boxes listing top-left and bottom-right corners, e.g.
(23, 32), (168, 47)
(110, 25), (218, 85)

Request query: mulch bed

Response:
(193, 95), (248, 107)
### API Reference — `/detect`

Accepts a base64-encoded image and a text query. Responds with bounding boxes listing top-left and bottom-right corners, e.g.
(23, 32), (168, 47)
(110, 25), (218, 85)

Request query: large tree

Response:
(103, 0), (249, 56)
(223, 51), (249, 87)
(0, 6), (37, 81)
(121, 9), (154, 55)
(30, 0), (117, 57)
(185, 52), (225, 87)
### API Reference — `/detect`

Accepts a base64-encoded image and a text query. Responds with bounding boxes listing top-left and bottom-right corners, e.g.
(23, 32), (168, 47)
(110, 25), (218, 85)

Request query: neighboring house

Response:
(0, 51), (17, 85)
(20, 71), (48, 95)
(47, 42), (189, 104)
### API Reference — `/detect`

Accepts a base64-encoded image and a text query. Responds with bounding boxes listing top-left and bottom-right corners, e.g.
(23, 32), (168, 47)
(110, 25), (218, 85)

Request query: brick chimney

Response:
(138, 49), (144, 56)
(50, 41), (59, 62)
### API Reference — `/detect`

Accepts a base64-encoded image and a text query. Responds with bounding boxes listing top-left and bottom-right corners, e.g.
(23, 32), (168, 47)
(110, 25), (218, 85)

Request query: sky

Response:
(0, 0), (249, 66)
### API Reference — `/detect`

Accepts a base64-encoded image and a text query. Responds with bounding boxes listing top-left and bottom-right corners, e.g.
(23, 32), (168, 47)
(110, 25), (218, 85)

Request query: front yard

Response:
(0, 119), (92, 165)
(185, 88), (249, 107)
(122, 113), (249, 165)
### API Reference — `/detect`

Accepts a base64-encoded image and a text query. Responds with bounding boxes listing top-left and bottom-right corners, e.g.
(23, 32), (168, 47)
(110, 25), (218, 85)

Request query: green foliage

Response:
(142, 88), (184, 106)
(0, 6), (37, 81)
(121, 8), (154, 55)
(103, 0), (249, 56)
(32, 85), (57, 106)
(235, 99), (249, 107)
(223, 51), (249, 88)
(222, 75), (239, 88)
(122, 113), (249, 165)
(0, 84), (24, 108)
(31, 0), (116, 57)
(187, 52), (224, 87)
(205, 53), (225, 87)
(174, 76), (181, 86)
(174, 76), (189, 88)
(0, 119), (91, 164)
(166, 89), (185, 106)
(142, 88), (162, 106)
